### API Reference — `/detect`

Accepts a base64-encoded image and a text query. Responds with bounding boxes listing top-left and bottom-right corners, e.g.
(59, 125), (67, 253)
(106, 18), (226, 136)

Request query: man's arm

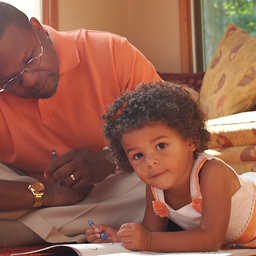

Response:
(0, 179), (90, 211)
(0, 180), (34, 211)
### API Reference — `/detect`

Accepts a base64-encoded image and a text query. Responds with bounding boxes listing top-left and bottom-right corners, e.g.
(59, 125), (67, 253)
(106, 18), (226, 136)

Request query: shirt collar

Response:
(43, 25), (80, 75)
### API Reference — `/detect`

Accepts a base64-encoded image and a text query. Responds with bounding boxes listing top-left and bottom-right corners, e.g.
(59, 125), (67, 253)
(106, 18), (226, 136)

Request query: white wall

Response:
(58, 0), (181, 73)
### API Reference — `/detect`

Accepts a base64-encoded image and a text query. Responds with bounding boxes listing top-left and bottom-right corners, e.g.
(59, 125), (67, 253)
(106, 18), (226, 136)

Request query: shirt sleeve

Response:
(113, 37), (161, 91)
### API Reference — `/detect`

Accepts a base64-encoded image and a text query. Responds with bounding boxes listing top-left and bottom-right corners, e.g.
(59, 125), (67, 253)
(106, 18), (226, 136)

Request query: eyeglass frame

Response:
(0, 28), (44, 92)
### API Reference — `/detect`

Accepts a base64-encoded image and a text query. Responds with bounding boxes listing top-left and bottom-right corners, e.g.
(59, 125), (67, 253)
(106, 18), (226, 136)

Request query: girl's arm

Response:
(142, 185), (169, 232)
(118, 160), (240, 252)
(117, 185), (168, 249)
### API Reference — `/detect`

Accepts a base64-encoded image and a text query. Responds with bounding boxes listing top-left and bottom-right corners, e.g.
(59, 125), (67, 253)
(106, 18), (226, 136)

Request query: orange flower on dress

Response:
(191, 196), (202, 213)
(152, 200), (168, 218)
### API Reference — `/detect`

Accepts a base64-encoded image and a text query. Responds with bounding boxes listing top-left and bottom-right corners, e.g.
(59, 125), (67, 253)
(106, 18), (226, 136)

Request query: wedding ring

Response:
(70, 174), (76, 181)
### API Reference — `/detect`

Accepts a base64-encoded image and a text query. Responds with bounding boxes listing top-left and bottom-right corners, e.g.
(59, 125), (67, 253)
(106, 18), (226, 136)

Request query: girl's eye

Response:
(157, 143), (166, 150)
(134, 153), (143, 160)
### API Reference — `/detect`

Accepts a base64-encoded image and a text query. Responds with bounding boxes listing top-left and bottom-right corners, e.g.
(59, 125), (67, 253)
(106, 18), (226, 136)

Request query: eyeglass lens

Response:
(4, 57), (42, 90)
(0, 30), (43, 92)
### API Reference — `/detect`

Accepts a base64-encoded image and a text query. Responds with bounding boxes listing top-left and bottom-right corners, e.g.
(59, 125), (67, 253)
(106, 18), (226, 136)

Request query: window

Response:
(179, 0), (256, 73)
(201, 0), (256, 70)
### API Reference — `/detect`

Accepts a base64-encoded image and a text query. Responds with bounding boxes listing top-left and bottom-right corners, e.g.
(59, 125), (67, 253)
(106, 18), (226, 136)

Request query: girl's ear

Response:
(188, 139), (196, 152)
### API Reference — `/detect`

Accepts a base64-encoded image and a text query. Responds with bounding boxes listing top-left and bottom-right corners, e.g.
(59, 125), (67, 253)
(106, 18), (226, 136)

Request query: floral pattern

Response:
(191, 196), (203, 213)
(152, 200), (168, 218)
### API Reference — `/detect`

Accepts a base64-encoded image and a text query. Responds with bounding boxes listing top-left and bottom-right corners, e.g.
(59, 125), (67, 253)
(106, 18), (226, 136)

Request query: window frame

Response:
(42, 1), (197, 72)
(179, 0), (193, 73)
(41, 1), (195, 72)
(42, 0), (58, 30)
(179, 0), (203, 73)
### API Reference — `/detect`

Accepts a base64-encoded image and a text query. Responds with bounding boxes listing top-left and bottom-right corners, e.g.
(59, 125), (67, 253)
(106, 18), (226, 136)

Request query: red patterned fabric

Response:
(0, 246), (50, 256)
(157, 72), (205, 93)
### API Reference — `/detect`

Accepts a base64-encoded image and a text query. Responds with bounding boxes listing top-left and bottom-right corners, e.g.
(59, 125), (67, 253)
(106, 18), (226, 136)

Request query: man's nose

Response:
(20, 70), (38, 87)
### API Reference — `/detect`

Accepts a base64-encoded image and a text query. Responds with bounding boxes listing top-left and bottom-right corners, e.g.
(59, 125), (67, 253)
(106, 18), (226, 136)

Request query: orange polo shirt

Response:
(0, 26), (160, 183)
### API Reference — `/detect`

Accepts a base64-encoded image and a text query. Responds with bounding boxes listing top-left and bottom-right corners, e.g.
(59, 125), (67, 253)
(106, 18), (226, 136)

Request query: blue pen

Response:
(52, 149), (62, 187)
(88, 220), (107, 240)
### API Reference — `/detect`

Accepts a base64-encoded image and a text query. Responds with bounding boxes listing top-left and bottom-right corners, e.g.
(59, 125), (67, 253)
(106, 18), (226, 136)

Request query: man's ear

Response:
(30, 17), (46, 35)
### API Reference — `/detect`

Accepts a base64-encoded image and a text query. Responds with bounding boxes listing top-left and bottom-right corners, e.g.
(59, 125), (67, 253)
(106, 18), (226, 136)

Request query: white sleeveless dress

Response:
(151, 152), (256, 244)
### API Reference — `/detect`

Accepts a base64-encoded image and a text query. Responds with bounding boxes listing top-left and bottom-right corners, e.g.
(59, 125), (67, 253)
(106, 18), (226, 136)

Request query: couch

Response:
(159, 70), (256, 175)
(158, 22), (256, 175)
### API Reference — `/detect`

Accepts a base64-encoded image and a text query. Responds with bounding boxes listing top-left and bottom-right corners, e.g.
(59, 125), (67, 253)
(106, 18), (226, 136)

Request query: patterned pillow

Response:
(200, 22), (256, 119)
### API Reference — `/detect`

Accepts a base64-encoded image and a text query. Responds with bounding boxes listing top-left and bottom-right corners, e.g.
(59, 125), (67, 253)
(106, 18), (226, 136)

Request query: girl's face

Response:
(121, 122), (196, 191)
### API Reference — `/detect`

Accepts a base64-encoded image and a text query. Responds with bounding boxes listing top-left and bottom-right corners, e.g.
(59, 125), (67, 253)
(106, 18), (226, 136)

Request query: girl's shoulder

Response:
(196, 152), (236, 178)
(198, 154), (240, 197)
(199, 153), (235, 182)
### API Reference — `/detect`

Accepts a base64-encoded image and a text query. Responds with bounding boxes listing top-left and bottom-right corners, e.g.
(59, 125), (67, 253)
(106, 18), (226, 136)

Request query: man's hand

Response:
(117, 223), (152, 251)
(44, 147), (115, 189)
(43, 182), (93, 207)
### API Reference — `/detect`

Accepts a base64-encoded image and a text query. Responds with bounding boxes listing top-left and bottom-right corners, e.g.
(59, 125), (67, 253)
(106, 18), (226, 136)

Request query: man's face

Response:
(0, 24), (59, 99)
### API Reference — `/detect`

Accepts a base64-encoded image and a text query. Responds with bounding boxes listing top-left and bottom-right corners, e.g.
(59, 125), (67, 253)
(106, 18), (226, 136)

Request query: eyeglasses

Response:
(0, 29), (44, 92)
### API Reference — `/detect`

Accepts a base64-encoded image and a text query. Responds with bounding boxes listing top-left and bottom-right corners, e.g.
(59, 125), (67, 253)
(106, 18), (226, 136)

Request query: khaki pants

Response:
(0, 163), (146, 246)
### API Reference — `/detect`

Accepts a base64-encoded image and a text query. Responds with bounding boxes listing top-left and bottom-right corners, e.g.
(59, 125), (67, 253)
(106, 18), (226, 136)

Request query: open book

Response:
(10, 243), (256, 256)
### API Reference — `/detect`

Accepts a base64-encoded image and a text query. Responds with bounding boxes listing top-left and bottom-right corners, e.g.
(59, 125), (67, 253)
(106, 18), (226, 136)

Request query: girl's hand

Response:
(86, 224), (119, 243)
(117, 223), (152, 251)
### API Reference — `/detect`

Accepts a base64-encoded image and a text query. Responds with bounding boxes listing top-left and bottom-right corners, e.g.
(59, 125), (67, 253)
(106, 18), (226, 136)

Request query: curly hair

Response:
(102, 81), (211, 172)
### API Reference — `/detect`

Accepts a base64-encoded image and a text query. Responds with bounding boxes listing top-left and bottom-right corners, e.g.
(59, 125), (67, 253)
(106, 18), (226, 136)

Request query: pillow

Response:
(200, 22), (256, 119)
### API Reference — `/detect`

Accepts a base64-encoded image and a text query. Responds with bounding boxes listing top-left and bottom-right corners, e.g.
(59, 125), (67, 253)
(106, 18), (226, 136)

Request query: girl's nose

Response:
(146, 154), (159, 168)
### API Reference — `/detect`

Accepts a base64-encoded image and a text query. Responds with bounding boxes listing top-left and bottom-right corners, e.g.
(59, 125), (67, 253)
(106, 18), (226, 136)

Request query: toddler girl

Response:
(86, 81), (256, 252)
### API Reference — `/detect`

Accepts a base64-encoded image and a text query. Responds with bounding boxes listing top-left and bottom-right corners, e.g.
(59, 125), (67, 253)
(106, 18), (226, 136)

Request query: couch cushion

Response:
(200, 22), (256, 119)
(207, 111), (256, 148)
(206, 111), (256, 175)
(206, 146), (256, 164)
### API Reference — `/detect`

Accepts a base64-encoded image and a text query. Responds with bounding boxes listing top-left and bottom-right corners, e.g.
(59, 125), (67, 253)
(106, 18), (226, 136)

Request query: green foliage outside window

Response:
(201, 0), (256, 69)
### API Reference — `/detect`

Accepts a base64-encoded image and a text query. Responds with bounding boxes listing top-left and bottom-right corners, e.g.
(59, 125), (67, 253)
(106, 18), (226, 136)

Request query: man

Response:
(0, 2), (160, 247)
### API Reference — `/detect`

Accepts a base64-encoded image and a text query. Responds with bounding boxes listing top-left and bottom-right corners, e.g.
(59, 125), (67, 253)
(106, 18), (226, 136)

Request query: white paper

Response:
(10, 243), (256, 256)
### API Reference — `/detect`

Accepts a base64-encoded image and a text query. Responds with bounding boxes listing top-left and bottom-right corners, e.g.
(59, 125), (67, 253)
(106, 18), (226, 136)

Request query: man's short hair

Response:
(0, 1), (32, 39)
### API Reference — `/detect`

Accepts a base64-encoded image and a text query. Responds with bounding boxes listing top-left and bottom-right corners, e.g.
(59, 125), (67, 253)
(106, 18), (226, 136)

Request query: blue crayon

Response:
(228, 243), (256, 249)
(228, 244), (242, 248)
(88, 220), (107, 240)
(52, 149), (62, 187)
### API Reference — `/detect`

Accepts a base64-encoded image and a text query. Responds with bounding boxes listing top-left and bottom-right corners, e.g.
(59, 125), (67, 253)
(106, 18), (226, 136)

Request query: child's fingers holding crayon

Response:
(86, 227), (104, 243)
(87, 221), (120, 243)
(88, 220), (108, 240)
